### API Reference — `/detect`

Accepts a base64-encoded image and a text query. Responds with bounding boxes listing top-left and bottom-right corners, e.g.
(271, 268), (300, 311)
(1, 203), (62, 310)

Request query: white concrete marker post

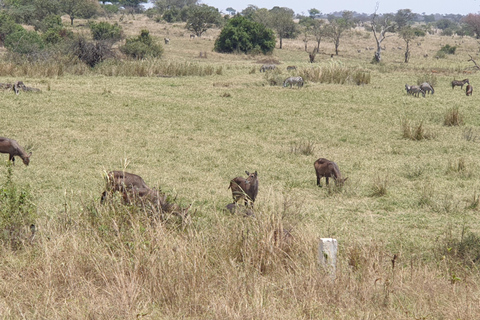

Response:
(319, 238), (338, 280)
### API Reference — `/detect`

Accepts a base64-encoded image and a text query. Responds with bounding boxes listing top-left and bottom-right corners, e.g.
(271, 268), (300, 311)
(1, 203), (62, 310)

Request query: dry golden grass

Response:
(1, 14), (480, 319)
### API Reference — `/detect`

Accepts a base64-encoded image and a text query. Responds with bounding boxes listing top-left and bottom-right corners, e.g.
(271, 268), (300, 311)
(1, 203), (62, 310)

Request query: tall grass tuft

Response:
(401, 118), (435, 140)
(290, 140), (315, 156)
(0, 164), (36, 250)
(444, 107), (464, 126)
(370, 174), (388, 197)
(417, 74), (437, 86)
(300, 62), (370, 85)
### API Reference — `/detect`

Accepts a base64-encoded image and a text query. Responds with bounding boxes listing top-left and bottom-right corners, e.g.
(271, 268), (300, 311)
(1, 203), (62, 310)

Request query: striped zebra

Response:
(405, 84), (425, 97)
(260, 64), (276, 72)
(451, 78), (469, 89)
(283, 76), (304, 88)
(420, 82), (434, 94)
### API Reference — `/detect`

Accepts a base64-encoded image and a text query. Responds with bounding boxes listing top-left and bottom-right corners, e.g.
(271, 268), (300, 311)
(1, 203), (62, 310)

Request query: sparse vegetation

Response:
(444, 107), (464, 126)
(1, 11), (480, 319)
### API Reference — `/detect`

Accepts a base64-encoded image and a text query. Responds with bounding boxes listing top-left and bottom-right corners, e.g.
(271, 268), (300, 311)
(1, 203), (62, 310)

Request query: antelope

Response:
(466, 84), (473, 96)
(0, 137), (31, 166)
(101, 171), (149, 203)
(314, 158), (347, 187)
(451, 79), (469, 89)
(286, 66), (297, 71)
(229, 171), (259, 207)
(420, 82), (434, 95)
(164, 38), (170, 45)
(283, 76), (304, 88)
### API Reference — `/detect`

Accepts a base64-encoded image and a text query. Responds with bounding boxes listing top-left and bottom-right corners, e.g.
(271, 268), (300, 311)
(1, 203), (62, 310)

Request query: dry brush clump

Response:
(299, 62), (371, 85)
(401, 118), (436, 140)
(444, 107), (464, 126)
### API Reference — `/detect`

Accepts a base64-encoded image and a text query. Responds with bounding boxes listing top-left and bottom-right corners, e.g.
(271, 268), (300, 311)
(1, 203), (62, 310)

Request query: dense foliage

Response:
(120, 29), (163, 59)
(89, 21), (123, 42)
(214, 16), (275, 54)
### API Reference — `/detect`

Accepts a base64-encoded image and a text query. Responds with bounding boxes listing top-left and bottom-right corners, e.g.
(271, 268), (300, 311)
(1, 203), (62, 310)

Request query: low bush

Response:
(89, 21), (123, 42)
(120, 29), (163, 59)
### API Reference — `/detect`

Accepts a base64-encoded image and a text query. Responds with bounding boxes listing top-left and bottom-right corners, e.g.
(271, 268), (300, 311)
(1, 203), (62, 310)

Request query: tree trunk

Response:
(279, 36), (283, 49)
(404, 41), (410, 63)
(70, 16), (74, 26)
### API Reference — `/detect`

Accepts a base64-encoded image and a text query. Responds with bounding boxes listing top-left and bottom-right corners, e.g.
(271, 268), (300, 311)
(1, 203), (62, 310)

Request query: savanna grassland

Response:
(1, 14), (480, 319)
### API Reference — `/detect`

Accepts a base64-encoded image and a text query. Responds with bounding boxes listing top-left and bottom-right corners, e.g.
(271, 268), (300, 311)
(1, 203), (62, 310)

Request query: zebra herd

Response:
(405, 79), (473, 97)
(260, 64), (304, 89)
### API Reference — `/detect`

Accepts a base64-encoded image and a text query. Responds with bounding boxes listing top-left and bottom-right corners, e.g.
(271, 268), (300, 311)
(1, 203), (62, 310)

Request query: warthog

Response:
(0, 137), (31, 166)
(229, 171), (259, 207)
(420, 82), (434, 95)
(286, 65), (297, 71)
(452, 79), (469, 89)
(405, 84), (425, 97)
(101, 171), (149, 203)
(466, 84), (473, 96)
(164, 38), (170, 45)
(260, 64), (276, 72)
(314, 158), (347, 187)
(283, 76), (304, 88)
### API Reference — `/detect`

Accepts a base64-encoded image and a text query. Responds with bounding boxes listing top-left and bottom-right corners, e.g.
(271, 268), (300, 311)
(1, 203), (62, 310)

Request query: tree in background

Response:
(214, 15), (275, 54)
(120, 0), (147, 13)
(394, 9), (416, 30)
(185, 4), (222, 37)
(240, 5), (258, 21)
(462, 14), (480, 38)
(399, 26), (417, 63)
(60, 0), (100, 26)
(225, 7), (235, 16)
(370, 3), (394, 63)
(120, 29), (163, 59)
(308, 8), (320, 18)
(325, 11), (353, 55)
(268, 6), (297, 49)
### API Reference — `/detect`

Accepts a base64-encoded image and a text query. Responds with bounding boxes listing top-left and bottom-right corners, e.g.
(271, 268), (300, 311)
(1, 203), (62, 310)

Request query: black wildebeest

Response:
(314, 158), (347, 187)
(0, 137), (31, 166)
(229, 171), (259, 207)
(452, 79), (469, 89)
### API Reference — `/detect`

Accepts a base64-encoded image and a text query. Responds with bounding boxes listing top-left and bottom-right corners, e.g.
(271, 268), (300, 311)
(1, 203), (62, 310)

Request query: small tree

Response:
(226, 7), (236, 16)
(120, 29), (163, 59)
(60, 0), (100, 26)
(185, 4), (222, 37)
(214, 15), (275, 54)
(399, 27), (417, 63)
(370, 3), (394, 63)
(325, 11), (353, 55)
(89, 21), (123, 42)
(268, 6), (298, 49)
(4, 29), (44, 54)
(462, 14), (480, 39)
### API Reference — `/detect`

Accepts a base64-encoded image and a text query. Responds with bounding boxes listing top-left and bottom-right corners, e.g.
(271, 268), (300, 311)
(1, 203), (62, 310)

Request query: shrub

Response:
(0, 11), (24, 44)
(42, 27), (73, 45)
(444, 107), (464, 126)
(4, 29), (44, 54)
(0, 164), (36, 250)
(440, 44), (457, 54)
(120, 30), (163, 59)
(35, 14), (62, 32)
(70, 36), (115, 67)
(214, 16), (276, 54)
(89, 21), (123, 42)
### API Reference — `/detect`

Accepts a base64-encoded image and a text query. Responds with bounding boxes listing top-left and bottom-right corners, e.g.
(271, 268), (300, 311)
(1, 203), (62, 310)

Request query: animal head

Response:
(405, 84), (410, 91)
(245, 170), (258, 182)
(23, 152), (32, 166)
(335, 177), (348, 186)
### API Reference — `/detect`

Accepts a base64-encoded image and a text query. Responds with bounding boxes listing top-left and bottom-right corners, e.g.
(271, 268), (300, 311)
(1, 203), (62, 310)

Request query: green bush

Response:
(440, 44), (457, 54)
(0, 11), (24, 44)
(42, 27), (73, 45)
(4, 29), (44, 54)
(214, 16), (276, 54)
(120, 30), (163, 59)
(35, 14), (62, 32)
(89, 21), (123, 42)
(0, 165), (36, 250)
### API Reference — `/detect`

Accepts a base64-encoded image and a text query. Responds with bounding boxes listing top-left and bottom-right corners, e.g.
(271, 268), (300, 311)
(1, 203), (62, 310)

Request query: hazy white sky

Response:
(197, 0), (480, 16)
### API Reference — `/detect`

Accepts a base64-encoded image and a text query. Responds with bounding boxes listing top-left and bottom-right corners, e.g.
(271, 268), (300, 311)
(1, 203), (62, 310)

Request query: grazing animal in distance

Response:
(420, 82), (434, 95)
(452, 79), (469, 89)
(190, 34), (196, 39)
(229, 171), (259, 207)
(286, 65), (297, 71)
(0, 137), (31, 166)
(314, 158), (347, 187)
(405, 84), (425, 97)
(260, 64), (276, 72)
(466, 84), (473, 96)
(101, 171), (149, 203)
(164, 38), (170, 45)
(283, 76), (304, 88)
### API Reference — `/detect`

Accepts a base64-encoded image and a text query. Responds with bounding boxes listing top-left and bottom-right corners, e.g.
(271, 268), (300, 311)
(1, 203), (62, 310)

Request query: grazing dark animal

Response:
(314, 158), (347, 187)
(466, 84), (473, 96)
(420, 82), (434, 95)
(452, 79), (469, 89)
(286, 65), (297, 71)
(0, 137), (31, 166)
(101, 171), (149, 203)
(229, 171), (259, 207)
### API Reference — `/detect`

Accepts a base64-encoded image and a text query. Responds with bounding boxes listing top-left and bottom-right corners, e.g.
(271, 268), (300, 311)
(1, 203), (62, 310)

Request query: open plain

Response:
(1, 15), (480, 319)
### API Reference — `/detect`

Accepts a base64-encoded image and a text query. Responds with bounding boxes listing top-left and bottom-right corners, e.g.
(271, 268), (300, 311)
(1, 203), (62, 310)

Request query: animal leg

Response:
(326, 177), (329, 185)
(9, 154), (15, 165)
